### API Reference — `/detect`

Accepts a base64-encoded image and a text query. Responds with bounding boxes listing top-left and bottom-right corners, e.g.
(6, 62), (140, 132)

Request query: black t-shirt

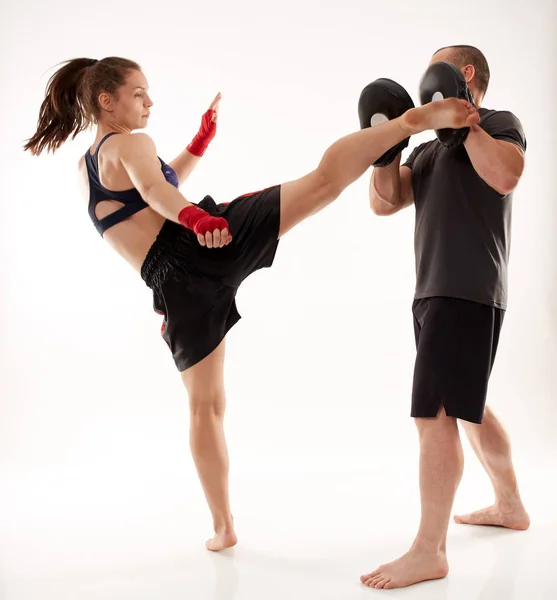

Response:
(403, 108), (527, 309)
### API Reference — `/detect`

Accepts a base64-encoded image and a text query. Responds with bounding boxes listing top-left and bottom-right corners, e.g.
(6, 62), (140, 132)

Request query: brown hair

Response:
(24, 56), (141, 156)
(434, 45), (490, 96)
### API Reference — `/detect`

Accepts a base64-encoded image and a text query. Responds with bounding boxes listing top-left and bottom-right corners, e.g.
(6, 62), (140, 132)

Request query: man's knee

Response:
(414, 408), (458, 434)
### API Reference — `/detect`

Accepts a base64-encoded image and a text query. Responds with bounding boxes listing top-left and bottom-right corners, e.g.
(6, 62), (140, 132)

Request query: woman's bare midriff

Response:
(102, 205), (167, 273)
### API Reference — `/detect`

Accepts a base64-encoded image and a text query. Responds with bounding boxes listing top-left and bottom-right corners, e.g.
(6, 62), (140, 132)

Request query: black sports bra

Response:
(84, 132), (179, 236)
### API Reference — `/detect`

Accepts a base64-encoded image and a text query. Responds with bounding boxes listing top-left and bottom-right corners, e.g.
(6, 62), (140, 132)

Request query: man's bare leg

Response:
(360, 409), (462, 590)
(454, 406), (530, 530)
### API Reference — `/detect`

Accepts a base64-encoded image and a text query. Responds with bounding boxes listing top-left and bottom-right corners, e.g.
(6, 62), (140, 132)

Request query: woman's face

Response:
(101, 69), (154, 131)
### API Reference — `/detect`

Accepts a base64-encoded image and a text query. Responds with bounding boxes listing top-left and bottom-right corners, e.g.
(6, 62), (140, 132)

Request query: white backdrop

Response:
(0, 0), (556, 596)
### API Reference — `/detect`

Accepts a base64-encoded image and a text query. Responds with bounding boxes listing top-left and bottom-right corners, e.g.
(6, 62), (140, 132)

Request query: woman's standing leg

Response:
(181, 338), (236, 551)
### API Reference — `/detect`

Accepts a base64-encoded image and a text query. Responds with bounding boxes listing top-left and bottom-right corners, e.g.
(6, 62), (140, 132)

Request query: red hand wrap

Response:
(186, 109), (217, 157)
(178, 205), (229, 236)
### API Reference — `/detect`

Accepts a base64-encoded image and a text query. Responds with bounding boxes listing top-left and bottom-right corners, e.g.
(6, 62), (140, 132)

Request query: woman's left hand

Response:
(187, 92), (222, 157)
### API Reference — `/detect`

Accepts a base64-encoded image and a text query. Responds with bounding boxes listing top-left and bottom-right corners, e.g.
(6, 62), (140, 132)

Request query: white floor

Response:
(0, 462), (555, 600)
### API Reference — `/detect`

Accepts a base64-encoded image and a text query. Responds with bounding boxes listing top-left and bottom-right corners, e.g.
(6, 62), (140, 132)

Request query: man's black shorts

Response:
(411, 296), (505, 424)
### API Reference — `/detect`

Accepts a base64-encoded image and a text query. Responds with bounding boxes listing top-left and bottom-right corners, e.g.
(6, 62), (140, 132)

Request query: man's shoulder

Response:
(479, 107), (523, 127)
(478, 107), (526, 149)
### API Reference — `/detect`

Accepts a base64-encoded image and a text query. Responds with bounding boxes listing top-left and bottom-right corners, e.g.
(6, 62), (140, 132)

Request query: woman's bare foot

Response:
(206, 526), (238, 552)
(360, 547), (449, 590)
(454, 502), (530, 530)
(402, 98), (480, 135)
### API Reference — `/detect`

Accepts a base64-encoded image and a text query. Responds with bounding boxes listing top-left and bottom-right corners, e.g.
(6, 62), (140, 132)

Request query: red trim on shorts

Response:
(236, 185), (272, 199)
(158, 316), (171, 349)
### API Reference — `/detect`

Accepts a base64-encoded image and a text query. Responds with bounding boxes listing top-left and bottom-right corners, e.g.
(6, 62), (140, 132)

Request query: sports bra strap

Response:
(93, 131), (119, 157)
(96, 202), (148, 235)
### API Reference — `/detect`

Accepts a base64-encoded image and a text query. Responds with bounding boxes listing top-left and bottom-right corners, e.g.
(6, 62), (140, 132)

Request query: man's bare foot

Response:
(454, 502), (530, 530)
(206, 527), (238, 552)
(402, 98), (480, 135)
(360, 548), (449, 590)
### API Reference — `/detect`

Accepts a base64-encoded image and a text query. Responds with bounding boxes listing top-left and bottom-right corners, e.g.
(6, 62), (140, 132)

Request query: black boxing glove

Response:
(419, 61), (476, 148)
(358, 78), (415, 167)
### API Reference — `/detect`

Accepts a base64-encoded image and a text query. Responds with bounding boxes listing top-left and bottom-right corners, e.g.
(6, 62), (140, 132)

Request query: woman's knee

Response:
(314, 164), (343, 201)
(189, 390), (226, 417)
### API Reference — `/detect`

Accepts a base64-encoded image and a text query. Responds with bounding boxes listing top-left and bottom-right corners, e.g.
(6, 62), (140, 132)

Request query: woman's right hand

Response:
(178, 205), (232, 248)
(198, 227), (232, 248)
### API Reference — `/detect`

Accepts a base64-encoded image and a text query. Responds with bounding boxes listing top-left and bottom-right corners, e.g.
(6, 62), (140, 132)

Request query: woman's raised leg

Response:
(278, 99), (479, 236)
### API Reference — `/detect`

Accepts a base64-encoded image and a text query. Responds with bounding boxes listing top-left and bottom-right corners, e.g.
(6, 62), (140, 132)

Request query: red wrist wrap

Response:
(187, 109), (217, 157)
(178, 205), (229, 236)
